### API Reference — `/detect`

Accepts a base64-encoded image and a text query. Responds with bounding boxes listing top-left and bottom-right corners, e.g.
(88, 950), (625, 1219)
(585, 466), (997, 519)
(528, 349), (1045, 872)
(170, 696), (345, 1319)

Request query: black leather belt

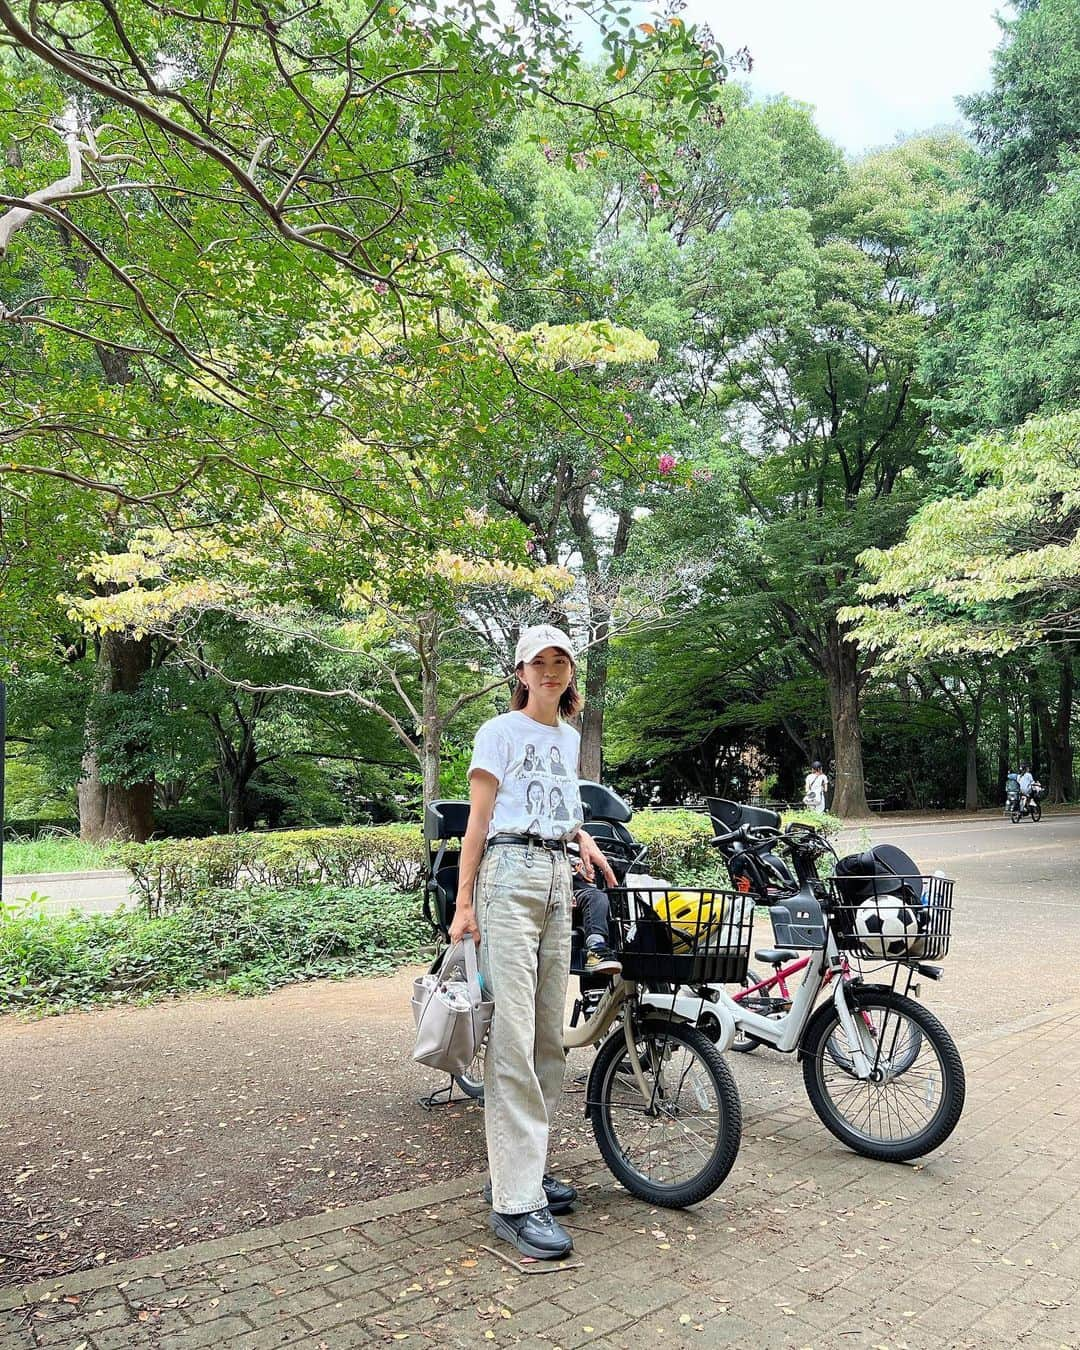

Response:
(488, 832), (568, 853)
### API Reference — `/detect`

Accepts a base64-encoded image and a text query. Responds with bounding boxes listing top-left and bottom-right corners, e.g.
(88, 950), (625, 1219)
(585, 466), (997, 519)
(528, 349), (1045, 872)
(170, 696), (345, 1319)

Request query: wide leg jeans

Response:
(476, 842), (572, 1216)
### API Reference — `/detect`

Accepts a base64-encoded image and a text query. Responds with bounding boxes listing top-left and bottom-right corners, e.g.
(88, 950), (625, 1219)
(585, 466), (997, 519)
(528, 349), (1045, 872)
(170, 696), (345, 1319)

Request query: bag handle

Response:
(442, 938), (483, 1007)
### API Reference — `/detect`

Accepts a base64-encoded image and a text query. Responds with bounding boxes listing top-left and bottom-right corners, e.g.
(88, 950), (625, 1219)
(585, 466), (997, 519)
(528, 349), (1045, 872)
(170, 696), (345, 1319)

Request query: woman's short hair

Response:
(511, 660), (582, 719)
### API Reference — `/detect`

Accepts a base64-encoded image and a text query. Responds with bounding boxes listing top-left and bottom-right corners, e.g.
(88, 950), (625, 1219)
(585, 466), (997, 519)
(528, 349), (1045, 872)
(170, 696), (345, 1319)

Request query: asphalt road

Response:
(0, 868), (133, 916)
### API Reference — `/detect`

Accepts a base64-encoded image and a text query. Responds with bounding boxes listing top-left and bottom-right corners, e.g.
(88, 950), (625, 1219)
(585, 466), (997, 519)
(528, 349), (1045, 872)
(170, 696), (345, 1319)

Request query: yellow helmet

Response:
(652, 890), (726, 952)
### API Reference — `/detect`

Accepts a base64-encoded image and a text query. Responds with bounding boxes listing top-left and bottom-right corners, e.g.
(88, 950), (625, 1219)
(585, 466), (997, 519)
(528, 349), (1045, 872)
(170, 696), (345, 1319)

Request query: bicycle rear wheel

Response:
(588, 1018), (742, 1208)
(802, 989), (965, 1161)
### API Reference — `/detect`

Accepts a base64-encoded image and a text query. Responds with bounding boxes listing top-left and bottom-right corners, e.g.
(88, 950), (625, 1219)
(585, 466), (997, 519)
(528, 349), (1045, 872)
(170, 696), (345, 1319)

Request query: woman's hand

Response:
(575, 830), (617, 888)
(449, 901), (481, 946)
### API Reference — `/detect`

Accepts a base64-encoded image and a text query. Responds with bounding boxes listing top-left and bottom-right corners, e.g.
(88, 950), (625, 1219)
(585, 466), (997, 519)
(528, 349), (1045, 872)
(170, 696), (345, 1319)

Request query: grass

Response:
(1, 835), (118, 875)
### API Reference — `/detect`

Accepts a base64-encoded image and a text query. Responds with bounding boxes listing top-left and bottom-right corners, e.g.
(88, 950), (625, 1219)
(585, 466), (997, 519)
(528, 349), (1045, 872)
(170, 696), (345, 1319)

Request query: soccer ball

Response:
(853, 895), (927, 959)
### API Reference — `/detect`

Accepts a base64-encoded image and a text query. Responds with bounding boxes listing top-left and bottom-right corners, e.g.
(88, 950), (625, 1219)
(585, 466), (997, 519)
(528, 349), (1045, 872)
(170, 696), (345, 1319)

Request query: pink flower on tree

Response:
(658, 453), (677, 476)
(373, 280), (390, 295)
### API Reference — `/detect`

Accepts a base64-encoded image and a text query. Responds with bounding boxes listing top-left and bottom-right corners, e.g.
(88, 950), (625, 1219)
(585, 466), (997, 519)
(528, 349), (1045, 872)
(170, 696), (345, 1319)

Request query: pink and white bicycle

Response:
(690, 809), (965, 1162)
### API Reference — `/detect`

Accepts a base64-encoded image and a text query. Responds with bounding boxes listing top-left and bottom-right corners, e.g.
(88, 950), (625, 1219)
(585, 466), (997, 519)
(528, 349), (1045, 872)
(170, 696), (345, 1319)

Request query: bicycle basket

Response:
(608, 886), (754, 984)
(826, 872), (952, 962)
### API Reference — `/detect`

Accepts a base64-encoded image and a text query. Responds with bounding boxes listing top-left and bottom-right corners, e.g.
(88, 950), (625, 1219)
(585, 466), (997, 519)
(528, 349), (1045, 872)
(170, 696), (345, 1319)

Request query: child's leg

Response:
(575, 881), (611, 949)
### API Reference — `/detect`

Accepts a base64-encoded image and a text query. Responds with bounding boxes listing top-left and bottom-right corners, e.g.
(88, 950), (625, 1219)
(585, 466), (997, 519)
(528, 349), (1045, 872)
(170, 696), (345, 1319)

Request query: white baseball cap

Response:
(514, 623), (576, 667)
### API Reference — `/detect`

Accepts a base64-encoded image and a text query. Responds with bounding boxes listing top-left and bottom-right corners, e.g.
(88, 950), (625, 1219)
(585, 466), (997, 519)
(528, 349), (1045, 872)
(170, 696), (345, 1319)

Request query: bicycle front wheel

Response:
(1031, 801), (1042, 822)
(802, 989), (965, 1161)
(588, 1018), (742, 1208)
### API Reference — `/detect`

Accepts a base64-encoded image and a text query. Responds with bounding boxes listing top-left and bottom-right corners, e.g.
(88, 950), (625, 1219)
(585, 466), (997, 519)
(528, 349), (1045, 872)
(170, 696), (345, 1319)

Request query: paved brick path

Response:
(3, 1002), (1078, 1350)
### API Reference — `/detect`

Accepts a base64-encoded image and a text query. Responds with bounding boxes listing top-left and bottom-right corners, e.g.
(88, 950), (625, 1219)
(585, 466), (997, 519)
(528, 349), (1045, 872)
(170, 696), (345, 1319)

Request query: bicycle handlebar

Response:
(709, 823), (781, 850)
(710, 821), (829, 855)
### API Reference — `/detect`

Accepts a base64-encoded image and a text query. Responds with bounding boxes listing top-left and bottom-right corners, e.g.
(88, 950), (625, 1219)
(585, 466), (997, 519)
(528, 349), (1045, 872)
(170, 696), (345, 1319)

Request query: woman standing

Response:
(803, 760), (828, 813)
(450, 624), (615, 1260)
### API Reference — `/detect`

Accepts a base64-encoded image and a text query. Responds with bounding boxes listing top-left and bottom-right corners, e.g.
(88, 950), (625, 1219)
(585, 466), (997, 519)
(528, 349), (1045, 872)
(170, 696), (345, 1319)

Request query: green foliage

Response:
(1, 835), (116, 875)
(781, 807), (842, 835)
(923, 0), (1080, 431)
(628, 809), (715, 874)
(117, 823), (427, 912)
(846, 411), (1080, 656)
(0, 885), (430, 1014)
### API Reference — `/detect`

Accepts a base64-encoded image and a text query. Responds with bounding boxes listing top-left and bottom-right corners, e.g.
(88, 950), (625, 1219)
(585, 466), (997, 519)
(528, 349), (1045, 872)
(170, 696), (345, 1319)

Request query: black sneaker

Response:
(489, 1206), (573, 1260)
(584, 945), (622, 975)
(483, 1174), (577, 1215)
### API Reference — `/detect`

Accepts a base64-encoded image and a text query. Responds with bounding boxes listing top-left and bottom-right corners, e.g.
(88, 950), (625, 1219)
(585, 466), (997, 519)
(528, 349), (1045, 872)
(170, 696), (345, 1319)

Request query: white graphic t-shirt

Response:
(468, 711), (584, 841)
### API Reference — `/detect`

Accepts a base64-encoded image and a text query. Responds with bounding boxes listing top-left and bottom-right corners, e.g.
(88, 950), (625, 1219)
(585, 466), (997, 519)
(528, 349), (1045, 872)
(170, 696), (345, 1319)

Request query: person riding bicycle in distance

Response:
(1017, 763), (1035, 811)
(449, 624), (616, 1261)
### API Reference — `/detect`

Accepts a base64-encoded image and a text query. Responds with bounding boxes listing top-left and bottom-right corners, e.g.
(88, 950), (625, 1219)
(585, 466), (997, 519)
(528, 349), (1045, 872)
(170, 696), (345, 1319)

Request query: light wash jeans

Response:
(476, 841), (572, 1215)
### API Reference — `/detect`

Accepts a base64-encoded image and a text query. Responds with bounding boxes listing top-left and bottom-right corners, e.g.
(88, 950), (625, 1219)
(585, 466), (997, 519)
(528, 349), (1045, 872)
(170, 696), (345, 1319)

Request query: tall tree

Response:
(922, 0), (1080, 433)
(2, 0), (728, 832)
(683, 138), (962, 814)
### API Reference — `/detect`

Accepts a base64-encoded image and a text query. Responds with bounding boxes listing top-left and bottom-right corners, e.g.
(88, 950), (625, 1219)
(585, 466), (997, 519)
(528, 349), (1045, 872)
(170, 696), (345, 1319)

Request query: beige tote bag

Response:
(411, 939), (493, 1076)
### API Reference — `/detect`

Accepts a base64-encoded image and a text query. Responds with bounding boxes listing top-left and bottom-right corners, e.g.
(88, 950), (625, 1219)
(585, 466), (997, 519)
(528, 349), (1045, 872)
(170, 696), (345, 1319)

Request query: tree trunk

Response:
(996, 670), (1009, 802)
(78, 633), (155, 842)
(421, 720), (442, 808)
(964, 728), (979, 811)
(1014, 699), (1025, 764)
(421, 635), (442, 808)
(1029, 688), (1041, 776)
(579, 628), (608, 782)
(225, 781), (245, 833)
(1055, 652), (1075, 801)
(213, 724), (259, 833)
(1036, 653), (1074, 802)
(76, 750), (106, 840)
(823, 625), (869, 817)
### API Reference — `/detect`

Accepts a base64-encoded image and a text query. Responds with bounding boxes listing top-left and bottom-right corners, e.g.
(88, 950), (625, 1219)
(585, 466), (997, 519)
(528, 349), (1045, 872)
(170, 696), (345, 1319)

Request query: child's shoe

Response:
(584, 944), (622, 975)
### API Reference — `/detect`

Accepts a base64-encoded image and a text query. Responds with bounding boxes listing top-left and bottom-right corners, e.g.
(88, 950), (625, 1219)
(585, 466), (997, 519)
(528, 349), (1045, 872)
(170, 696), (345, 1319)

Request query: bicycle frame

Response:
(703, 926), (880, 1078)
(737, 952), (856, 1005)
(561, 978), (738, 1106)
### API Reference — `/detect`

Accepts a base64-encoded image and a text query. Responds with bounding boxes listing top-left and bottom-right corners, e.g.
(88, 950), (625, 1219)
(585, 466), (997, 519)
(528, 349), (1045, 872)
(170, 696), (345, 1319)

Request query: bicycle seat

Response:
(754, 947), (799, 967)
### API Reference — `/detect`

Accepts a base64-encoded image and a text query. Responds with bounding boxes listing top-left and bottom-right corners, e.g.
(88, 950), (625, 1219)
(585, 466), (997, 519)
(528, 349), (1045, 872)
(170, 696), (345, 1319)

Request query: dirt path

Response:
(3, 813), (1077, 1289)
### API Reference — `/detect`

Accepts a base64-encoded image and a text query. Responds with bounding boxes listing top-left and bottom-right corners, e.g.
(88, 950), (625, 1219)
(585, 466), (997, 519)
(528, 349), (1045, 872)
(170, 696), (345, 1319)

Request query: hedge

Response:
(0, 884), (430, 1014)
(117, 824), (425, 915)
(116, 808), (841, 914)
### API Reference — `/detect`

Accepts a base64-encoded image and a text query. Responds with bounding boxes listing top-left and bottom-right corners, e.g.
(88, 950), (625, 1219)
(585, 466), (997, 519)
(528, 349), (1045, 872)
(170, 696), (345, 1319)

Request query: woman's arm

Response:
(449, 770), (497, 945)
(570, 827), (617, 888)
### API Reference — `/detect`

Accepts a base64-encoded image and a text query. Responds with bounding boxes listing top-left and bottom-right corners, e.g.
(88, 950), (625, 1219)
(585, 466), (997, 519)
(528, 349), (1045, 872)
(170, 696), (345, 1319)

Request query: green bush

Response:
(0, 885), (431, 1015)
(115, 808), (843, 915)
(629, 810), (715, 875)
(117, 824), (426, 914)
(781, 807), (842, 836)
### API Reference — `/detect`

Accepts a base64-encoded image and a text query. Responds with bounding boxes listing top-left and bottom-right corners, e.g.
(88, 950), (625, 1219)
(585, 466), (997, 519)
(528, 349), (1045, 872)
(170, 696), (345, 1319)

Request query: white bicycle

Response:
(686, 819), (966, 1162)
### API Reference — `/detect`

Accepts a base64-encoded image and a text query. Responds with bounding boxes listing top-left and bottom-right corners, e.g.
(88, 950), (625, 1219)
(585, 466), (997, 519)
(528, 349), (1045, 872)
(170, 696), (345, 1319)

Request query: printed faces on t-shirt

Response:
(469, 714), (583, 841)
(518, 736), (575, 835)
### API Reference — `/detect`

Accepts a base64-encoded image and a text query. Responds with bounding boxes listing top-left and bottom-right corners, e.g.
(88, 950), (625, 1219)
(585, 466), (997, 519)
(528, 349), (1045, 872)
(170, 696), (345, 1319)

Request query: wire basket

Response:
(825, 872), (953, 962)
(608, 886), (754, 984)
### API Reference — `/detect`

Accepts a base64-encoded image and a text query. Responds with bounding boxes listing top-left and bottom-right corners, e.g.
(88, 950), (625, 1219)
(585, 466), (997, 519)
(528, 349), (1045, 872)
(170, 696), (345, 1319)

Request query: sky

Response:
(679, 0), (1008, 153)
